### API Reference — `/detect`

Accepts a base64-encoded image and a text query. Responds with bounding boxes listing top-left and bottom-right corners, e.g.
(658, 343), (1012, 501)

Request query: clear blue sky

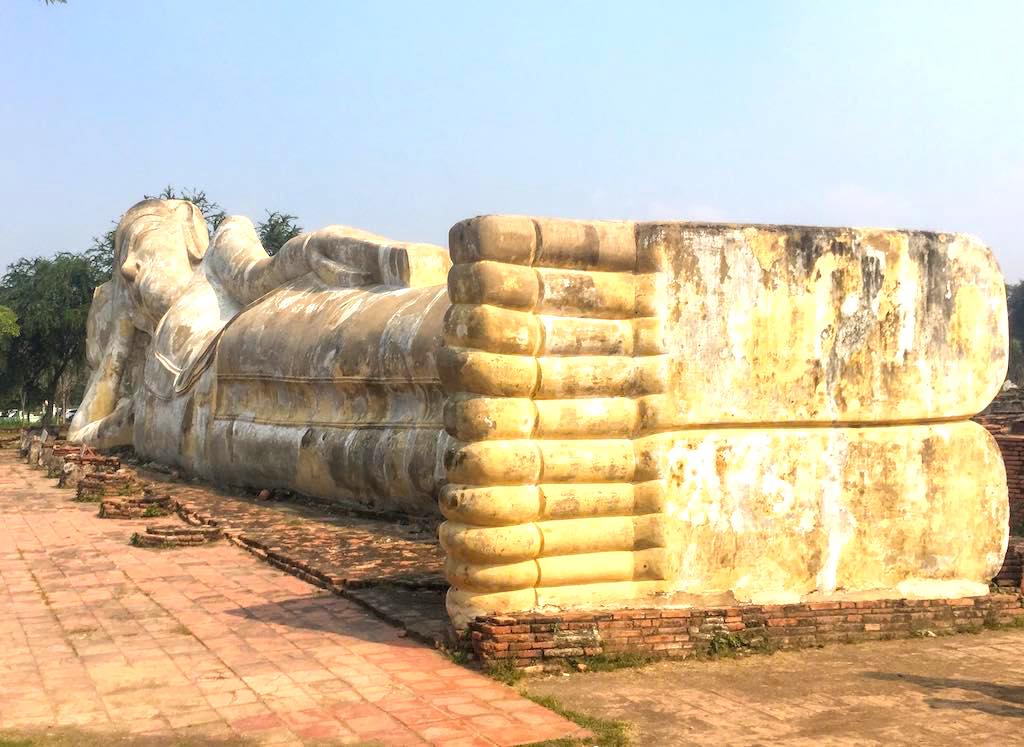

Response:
(2, 1), (1022, 278)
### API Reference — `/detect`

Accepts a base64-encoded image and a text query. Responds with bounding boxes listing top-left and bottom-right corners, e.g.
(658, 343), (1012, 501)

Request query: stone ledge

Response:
(470, 593), (1024, 669)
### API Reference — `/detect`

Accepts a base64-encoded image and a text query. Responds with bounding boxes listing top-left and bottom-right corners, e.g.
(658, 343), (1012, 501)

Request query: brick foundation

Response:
(130, 525), (223, 548)
(99, 489), (174, 519)
(974, 417), (1024, 533)
(995, 434), (1024, 533)
(469, 594), (1024, 668)
(41, 443), (83, 478)
(59, 453), (121, 489)
(995, 539), (1024, 589)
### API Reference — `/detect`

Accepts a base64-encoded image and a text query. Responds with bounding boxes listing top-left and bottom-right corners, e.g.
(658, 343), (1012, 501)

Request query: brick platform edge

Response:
(469, 593), (1024, 669)
(994, 433), (1024, 532)
(974, 417), (1024, 533)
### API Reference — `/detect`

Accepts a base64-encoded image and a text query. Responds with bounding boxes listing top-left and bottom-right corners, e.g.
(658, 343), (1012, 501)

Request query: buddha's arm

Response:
(206, 218), (450, 306)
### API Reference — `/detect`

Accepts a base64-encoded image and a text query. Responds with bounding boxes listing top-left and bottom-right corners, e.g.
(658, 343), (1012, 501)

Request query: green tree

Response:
(257, 211), (303, 256)
(1007, 281), (1024, 384)
(0, 254), (101, 422)
(0, 305), (20, 409)
(87, 187), (302, 279)
(84, 227), (117, 281)
(147, 185), (227, 235)
(87, 186), (228, 282)
(0, 305), (18, 340)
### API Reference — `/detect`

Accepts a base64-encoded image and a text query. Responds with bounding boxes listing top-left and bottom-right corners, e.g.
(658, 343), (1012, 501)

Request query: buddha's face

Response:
(114, 200), (208, 334)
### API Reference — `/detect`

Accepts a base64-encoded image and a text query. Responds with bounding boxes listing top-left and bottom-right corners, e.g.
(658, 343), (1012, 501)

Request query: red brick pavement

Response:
(134, 462), (453, 645)
(0, 450), (587, 745)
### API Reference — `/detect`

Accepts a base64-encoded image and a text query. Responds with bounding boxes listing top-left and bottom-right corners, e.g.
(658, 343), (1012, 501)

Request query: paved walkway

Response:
(527, 626), (1024, 745)
(0, 450), (585, 745)
(134, 464), (451, 645)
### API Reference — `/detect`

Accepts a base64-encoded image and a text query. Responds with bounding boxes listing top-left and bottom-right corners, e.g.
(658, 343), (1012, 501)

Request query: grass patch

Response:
(522, 693), (631, 746)
(141, 505), (166, 518)
(0, 736), (32, 746)
(708, 630), (746, 657)
(442, 647), (471, 666)
(485, 659), (524, 685)
(441, 628), (473, 666)
(0, 728), (253, 745)
(567, 651), (655, 673)
(959, 616), (1024, 634)
(694, 629), (777, 660)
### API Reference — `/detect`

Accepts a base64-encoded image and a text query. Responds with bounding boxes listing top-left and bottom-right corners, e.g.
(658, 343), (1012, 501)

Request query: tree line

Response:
(1007, 283), (1024, 385)
(0, 187), (301, 422)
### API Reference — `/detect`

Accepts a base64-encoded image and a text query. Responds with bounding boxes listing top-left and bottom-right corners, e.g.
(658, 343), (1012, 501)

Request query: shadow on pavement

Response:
(864, 671), (1024, 718)
(221, 593), (435, 648)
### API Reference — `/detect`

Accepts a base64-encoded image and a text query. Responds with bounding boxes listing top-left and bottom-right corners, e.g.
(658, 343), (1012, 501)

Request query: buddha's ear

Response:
(175, 201), (210, 264)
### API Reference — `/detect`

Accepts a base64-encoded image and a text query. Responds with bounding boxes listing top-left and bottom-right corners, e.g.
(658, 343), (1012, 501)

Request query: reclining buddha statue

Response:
(72, 198), (1010, 627)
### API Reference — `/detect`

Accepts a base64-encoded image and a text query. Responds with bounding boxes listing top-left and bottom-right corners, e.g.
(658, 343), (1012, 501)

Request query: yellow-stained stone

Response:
(439, 216), (1008, 627)
(645, 224), (1007, 424)
(69, 203), (1009, 628)
(658, 421), (1007, 603)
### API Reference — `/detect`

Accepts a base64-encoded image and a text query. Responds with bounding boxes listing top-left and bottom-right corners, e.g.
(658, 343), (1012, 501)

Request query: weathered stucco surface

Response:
(440, 217), (1007, 626)
(648, 224), (1006, 425)
(70, 202), (1008, 627)
(659, 422), (1006, 602)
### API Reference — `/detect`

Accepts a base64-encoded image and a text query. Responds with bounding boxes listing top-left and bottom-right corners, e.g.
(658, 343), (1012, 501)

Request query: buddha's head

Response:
(114, 199), (209, 334)
(68, 199), (209, 449)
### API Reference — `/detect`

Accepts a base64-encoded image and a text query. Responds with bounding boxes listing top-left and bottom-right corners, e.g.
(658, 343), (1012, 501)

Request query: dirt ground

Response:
(526, 628), (1024, 746)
